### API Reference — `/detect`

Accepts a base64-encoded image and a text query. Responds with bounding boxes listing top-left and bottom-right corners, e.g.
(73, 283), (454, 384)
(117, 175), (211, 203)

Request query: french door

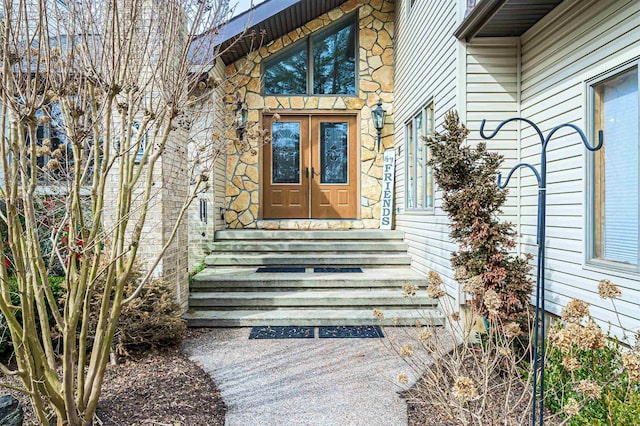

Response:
(262, 114), (358, 219)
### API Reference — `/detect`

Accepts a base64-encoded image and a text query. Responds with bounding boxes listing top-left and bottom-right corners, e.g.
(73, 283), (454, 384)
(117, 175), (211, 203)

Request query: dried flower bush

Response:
(86, 265), (186, 360)
(378, 271), (560, 426)
(424, 112), (533, 324)
(381, 273), (640, 425)
(545, 280), (640, 425)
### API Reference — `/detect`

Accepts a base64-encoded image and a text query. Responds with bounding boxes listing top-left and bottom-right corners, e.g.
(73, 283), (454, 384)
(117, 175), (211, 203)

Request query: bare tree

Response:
(0, 0), (242, 423)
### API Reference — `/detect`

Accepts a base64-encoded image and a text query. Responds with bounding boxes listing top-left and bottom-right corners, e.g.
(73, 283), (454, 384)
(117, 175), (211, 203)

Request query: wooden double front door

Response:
(263, 114), (358, 219)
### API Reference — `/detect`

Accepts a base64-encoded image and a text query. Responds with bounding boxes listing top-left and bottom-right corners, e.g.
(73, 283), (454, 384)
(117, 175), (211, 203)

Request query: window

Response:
(465, 0), (479, 17)
(132, 121), (148, 164)
(406, 103), (434, 210)
(31, 103), (100, 183)
(589, 64), (639, 268)
(31, 103), (70, 180)
(263, 15), (356, 95)
(263, 43), (307, 95)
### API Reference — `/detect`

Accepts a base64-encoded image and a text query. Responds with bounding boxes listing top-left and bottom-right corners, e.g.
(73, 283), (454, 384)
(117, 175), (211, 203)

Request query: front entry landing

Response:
(263, 114), (358, 219)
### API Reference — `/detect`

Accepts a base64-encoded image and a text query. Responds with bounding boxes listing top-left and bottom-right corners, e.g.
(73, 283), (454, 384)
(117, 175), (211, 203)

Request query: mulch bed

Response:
(96, 349), (225, 425)
(2, 348), (225, 425)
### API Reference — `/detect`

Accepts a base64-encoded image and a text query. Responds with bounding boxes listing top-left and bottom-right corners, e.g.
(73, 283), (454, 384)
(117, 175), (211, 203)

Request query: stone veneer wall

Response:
(224, 0), (395, 229)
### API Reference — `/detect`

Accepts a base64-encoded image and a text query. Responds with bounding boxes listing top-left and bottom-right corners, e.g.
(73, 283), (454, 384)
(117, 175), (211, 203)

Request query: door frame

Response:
(260, 110), (361, 220)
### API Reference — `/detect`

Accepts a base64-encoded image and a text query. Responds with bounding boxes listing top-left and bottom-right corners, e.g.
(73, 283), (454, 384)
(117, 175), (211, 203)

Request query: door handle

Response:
(311, 167), (316, 179)
(306, 167), (309, 179)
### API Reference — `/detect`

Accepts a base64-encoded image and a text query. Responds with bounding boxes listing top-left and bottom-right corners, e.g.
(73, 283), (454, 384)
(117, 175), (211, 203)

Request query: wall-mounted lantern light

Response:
(235, 99), (248, 141)
(372, 99), (387, 151)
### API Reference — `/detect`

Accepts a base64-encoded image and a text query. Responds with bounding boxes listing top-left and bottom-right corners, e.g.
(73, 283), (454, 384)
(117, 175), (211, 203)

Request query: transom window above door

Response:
(262, 15), (357, 96)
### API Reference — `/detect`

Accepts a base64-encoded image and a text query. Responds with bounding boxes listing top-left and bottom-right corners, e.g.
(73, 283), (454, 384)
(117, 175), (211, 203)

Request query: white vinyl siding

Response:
(394, 0), (459, 295)
(394, 0), (640, 333)
(465, 38), (520, 226)
(520, 0), (640, 334)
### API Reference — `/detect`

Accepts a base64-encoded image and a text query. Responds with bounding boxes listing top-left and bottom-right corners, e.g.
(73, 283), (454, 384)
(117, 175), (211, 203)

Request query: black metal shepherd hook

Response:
(479, 118), (603, 426)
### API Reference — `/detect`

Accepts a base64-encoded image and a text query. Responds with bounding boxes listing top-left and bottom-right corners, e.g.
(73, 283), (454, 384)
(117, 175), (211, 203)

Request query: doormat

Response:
(318, 325), (384, 338)
(256, 267), (306, 273)
(249, 326), (315, 339)
(313, 267), (363, 273)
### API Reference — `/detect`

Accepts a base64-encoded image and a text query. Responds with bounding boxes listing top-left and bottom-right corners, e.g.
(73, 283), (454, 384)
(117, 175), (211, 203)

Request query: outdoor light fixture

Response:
(372, 99), (387, 151)
(235, 99), (248, 141)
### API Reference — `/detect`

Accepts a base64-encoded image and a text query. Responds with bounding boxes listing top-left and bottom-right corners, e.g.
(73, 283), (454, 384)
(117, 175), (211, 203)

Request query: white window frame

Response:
(585, 59), (640, 274)
(405, 102), (434, 212)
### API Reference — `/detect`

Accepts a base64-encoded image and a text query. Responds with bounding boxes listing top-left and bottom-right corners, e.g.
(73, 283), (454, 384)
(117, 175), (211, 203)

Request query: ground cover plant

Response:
(544, 280), (640, 425)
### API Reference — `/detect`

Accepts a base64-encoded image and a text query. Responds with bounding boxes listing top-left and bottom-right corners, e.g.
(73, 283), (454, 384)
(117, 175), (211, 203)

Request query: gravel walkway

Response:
(184, 327), (423, 426)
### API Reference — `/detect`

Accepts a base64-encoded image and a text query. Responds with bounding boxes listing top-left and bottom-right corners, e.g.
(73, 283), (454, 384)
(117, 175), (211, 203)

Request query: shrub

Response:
(1, 271), (185, 361)
(385, 271), (545, 425)
(0, 276), (65, 357)
(544, 280), (640, 425)
(113, 279), (186, 357)
(88, 269), (186, 359)
(425, 111), (533, 324)
(546, 338), (640, 425)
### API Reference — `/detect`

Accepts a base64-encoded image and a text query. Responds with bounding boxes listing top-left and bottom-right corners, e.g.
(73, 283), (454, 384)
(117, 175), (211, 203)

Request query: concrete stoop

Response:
(184, 230), (444, 327)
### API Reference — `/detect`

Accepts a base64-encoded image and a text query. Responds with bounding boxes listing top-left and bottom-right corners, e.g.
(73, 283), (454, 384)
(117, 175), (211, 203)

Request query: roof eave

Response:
(453, 0), (508, 41)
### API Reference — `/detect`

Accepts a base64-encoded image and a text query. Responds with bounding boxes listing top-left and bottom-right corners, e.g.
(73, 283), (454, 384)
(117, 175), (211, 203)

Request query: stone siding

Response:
(224, 0), (395, 229)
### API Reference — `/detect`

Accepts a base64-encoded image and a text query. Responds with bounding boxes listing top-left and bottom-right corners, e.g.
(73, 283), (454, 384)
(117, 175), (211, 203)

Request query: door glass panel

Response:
(320, 122), (348, 184)
(271, 122), (301, 184)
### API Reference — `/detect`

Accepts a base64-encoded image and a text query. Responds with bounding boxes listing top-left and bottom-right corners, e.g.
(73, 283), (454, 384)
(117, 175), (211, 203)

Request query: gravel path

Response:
(184, 327), (422, 426)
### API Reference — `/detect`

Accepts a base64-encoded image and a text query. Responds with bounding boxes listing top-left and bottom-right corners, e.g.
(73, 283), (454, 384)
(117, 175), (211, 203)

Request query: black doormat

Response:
(249, 326), (314, 339)
(313, 267), (363, 273)
(256, 267), (306, 273)
(318, 325), (384, 338)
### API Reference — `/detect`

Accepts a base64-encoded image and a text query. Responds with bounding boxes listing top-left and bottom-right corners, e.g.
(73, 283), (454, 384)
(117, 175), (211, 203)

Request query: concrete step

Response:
(189, 289), (437, 308)
(211, 241), (408, 253)
(184, 307), (443, 327)
(214, 229), (405, 241)
(190, 229), (431, 327)
(191, 267), (427, 290)
(204, 253), (412, 267)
